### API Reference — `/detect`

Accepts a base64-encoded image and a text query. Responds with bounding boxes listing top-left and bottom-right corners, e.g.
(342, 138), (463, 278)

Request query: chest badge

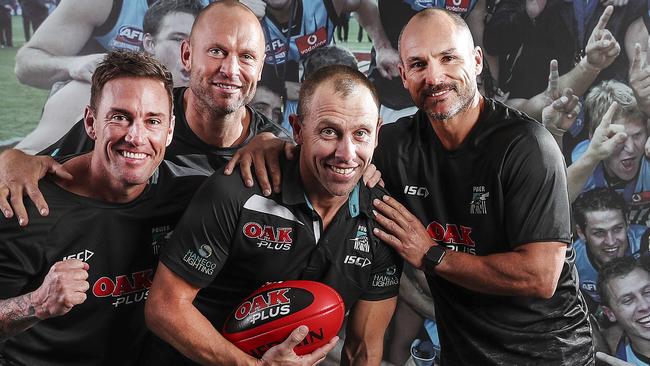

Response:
(470, 186), (489, 215)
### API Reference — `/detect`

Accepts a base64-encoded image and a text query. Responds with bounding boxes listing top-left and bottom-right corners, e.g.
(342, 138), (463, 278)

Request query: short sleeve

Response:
(159, 173), (242, 288)
(360, 236), (403, 301)
(0, 216), (48, 299)
(502, 125), (572, 246)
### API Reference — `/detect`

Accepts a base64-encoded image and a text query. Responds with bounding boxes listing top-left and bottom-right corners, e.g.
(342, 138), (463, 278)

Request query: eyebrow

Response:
(106, 108), (167, 118)
(167, 32), (189, 39)
(406, 47), (458, 63)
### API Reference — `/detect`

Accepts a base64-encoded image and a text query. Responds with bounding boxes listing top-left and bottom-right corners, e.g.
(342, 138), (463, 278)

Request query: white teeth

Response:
(331, 166), (354, 174)
(638, 316), (650, 325)
(121, 151), (147, 159)
(216, 83), (238, 89)
(432, 90), (447, 96)
(603, 247), (618, 253)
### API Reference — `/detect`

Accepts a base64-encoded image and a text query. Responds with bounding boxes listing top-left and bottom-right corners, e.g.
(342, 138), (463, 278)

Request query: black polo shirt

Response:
(160, 157), (402, 330)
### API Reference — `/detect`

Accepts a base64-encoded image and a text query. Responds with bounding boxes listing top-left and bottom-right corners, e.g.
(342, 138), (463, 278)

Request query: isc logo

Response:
(344, 255), (371, 268)
(404, 185), (429, 197)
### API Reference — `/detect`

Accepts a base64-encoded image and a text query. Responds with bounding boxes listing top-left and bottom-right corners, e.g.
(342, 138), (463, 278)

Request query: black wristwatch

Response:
(422, 245), (446, 274)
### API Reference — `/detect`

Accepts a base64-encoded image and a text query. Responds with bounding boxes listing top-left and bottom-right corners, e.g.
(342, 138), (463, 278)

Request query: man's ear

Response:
(474, 46), (484, 76)
(166, 116), (175, 147)
(143, 33), (156, 55)
(181, 39), (192, 72)
(602, 305), (617, 323)
(398, 62), (408, 89)
(289, 114), (302, 144)
(576, 225), (586, 241)
(83, 106), (97, 140)
(375, 117), (383, 148)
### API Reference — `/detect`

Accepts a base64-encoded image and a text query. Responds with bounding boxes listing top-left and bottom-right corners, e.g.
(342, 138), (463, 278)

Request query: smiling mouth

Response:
(120, 150), (149, 160)
(328, 165), (356, 175)
(214, 82), (241, 90)
(637, 315), (650, 327)
(602, 246), (619, 254)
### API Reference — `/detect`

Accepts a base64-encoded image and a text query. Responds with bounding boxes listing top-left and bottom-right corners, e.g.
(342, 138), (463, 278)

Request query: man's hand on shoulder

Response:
(224, 132), (296, 197)
(258, 326), (338, 366)
(31, 259), (90, 319)
(0, 149), (73, 226)
(372, 195), (433, 269)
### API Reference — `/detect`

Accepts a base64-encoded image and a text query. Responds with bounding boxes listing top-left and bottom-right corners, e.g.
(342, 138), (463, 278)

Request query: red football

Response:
(222, 280), (345, 358)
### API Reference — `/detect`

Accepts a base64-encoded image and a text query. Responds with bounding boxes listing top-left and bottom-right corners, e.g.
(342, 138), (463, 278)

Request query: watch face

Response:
(425, 246), (445, 268)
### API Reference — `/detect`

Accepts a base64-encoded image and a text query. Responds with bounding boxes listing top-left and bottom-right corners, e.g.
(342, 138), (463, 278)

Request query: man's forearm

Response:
(558, 58), (601, 97)
(0, 292), (40, 341)
(434, 242), (566, 298)
(14, 47), (75, 89)
(354, 0), (391, 50)
(146, 297), (254, 366)
(567, 153), (599, 203)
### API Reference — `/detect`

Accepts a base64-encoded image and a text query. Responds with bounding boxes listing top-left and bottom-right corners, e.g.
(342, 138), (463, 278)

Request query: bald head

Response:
(190, 0), (264, 52)
(398, 8), (474, 60)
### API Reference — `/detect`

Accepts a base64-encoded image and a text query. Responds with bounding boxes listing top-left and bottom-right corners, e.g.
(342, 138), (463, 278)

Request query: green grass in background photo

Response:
(0, 15), (372, 145)
(0, 15), (49, 144)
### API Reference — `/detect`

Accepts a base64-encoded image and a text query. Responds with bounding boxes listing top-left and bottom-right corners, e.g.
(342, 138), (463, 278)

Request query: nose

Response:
(604, 232), (615, 246)
(424, 61), (444, 86)
(638, 296), (650, 313)
(623, 135), (636, 153)
(335, 136), (356, 163)
(220, 53), (240, 79)
(125, 121), (146, 146)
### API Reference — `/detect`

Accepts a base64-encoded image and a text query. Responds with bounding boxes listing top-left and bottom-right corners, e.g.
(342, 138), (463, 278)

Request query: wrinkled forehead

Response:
(307, 83), (378, 125)
(400, 14), (473, 58)
(191, 5), (265, 50)
(608, 269), (650, 300)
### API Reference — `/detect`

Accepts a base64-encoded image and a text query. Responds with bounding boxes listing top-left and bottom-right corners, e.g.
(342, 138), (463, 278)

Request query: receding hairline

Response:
(397, 8), (473, 58)
(190, 0), (261, 42)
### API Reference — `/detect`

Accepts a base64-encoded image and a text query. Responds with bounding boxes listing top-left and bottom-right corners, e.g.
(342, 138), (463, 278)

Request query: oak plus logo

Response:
(234, 288), (291, 323)
(469, 186), (489, 215)
(427, 221), (476, 255)
(243, 222), (293, 251)
(92, 269), (153, 307)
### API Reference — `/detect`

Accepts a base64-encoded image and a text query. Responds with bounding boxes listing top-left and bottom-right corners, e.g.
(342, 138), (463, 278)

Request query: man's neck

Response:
(267, 0), (295, 26)
(429, 95), (483, 151)
(53, 154), (147, 203)
(184, 88), (251, 148)
(306, 192), (349, 231)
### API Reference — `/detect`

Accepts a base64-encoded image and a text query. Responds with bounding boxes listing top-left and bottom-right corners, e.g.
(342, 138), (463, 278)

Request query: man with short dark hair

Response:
(573, 187), (648, 306)
(599, 255), (650, 364)
(0, 1), (289, 224)
(14, 0), (204, 155)
(146, 65), (402, 366)
(0, 50), (205, 366)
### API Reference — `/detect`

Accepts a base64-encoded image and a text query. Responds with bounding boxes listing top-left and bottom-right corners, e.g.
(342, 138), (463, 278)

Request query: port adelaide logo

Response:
(350, 225), (370, 253)
(470, 186), (489, 215)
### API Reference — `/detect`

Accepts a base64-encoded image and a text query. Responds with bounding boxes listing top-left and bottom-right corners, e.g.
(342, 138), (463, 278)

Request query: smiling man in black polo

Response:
(145, 65), (402, 366)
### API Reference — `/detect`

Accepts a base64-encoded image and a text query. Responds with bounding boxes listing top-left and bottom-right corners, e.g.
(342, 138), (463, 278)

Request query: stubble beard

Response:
(423, 82), (476, 122)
